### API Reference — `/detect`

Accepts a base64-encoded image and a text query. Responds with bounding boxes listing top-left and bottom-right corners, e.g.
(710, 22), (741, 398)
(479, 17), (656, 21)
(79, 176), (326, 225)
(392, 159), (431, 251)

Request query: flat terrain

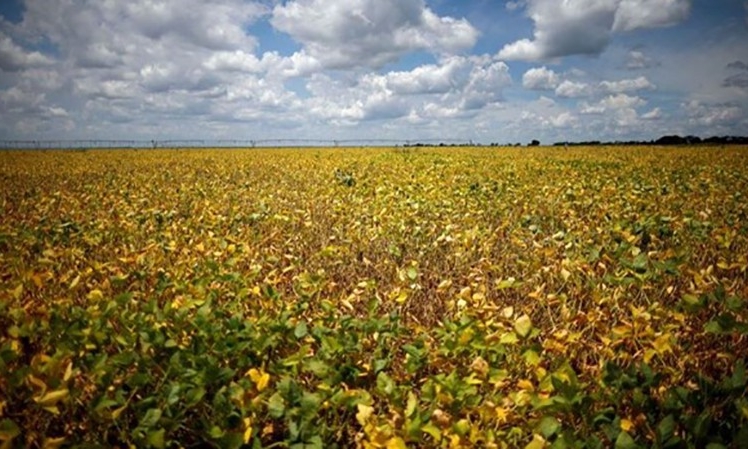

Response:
(1, 146), (747, 448)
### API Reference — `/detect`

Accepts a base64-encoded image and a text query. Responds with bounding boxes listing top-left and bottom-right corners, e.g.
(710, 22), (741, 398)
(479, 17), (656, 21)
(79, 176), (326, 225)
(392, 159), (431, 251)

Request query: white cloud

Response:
(522, 66), (560, 90)
(599, 76), (655, 93)
(555, 80), (591, 97)
(303, 55), (510, 123)
(625, 50), (655, 69)
(550, 111), (578, 127)
(386, 57), (472, 95)
(577, 94), (646, 128)
(498, 0), (691, 61)
(0, 86), (45, 111)
(601, 93), (646, 109)
(684, 101), (743, 127)
(613, 0), (690, 31)
(0, 33), (54, 71)
(580, 94), (645, 128)
(271, 0), (478, 69)
(641, 107), (662, 120)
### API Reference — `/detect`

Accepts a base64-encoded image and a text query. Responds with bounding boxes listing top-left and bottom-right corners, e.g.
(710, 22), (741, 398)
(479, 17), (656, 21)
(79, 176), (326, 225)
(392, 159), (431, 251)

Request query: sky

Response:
(0, 0), (747, 145)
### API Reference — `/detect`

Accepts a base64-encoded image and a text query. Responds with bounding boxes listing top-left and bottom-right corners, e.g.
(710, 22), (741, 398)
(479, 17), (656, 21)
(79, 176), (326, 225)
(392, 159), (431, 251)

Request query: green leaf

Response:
(405, 391), (418, 418)
(140, 408), (162, 428)
(732, 360), (746, 390)
(300, 392), (321, 416)
(209, 426), (225, 438)
(726, 296), (744, 312)
(615, 431), (639, 449)
(523, 350), (541, 367)
(421, 423), (441, 442)
(294, 322), (308, 339)
(407, 266), (418, 280)
(656, 415), (675, 443)
(374, 358), (388, 373)
(515, 314), (533, 338)
(146, 428), (165, 449)
(376, 372), (396, 397)
(268, 392), (286, 418)
(304, 359), (329, 377)
(0, 419), (20, 441)
(537, 416), (561, 438)
(680, 294), (706, 313)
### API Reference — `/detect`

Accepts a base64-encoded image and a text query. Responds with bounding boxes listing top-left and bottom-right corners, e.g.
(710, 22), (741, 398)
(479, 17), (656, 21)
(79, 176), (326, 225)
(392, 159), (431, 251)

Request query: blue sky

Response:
(1, 0), (747, 144)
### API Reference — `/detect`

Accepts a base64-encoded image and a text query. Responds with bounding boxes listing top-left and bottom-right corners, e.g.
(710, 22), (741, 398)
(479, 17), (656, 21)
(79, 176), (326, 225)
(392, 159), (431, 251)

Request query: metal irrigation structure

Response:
(0, 138), (477, 150)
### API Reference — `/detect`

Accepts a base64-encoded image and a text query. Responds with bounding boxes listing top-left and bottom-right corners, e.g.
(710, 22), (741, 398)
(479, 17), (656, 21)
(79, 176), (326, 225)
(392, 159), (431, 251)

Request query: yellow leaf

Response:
(243, 417), (253, 444)
(525, 434), (546, 449)
(395, 290), (408, 304)
(495, 406), (509, 423)
(42, 436), (66, 449)
(87, 289), (104, 301)
(35, 389), (69, 406)
(11, 284), (23, 300)
(514, 314), (533, 338)
(31, 274), (43, 288)
(740, 402), (748, 420)
(68, 275), (81, 289)
(502, 306), (514, 319)
(620, 418), (634, 432)
(643, 349), (657, 364)
(386, 437), (407, 449)
(247, 369), (270, 392)
(652, 333), (672, 354)
(437, 279), (452, 291)
(459, 286), (471, 298)
(356, 404), (374, 426)
(63, 362), (74, 382)
(517, 379), (535, 391)
(111, 405), (127, 420)
(27, 374), (47, 392)
(469, 356), (489, 377)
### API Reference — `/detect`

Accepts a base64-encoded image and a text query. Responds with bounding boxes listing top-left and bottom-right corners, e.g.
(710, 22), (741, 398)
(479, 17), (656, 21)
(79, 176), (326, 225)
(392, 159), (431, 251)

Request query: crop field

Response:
(1, 146), (747, 449)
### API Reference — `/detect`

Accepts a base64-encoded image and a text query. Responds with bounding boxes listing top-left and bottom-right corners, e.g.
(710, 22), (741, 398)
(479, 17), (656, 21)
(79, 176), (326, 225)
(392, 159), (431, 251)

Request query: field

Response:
(1, 146), (747, 449)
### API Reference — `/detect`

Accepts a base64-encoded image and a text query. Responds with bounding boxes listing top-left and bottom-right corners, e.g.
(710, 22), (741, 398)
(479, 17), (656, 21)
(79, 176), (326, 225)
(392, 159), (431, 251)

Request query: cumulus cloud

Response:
(550, 111), (578, 127)
(304, 55), (510, 123)
(522, 66), (559, 90)
(581, 93), (644, 112)
(271, 0), (478, 69)
(684, 101), (743, 127)
(579, 94), (645, 127)
(642, 107), (662, 120)
(613, 0), (690, 31)
(0, 33), (53, 71)
(600, 76), (655, 93)
(555, 80), (592, 98)
(499, 0), (690, 61)
(625, 50), (656, 69)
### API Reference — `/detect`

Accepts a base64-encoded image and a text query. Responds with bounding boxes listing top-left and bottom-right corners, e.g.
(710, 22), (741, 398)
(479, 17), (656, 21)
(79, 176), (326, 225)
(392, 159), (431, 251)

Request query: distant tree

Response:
(655, 135), (686, 145)
(528, 139), (540, 147)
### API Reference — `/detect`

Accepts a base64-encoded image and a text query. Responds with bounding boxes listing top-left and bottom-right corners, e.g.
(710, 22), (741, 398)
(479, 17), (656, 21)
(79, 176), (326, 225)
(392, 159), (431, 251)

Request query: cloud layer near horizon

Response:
(0, 0), (746, 143)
